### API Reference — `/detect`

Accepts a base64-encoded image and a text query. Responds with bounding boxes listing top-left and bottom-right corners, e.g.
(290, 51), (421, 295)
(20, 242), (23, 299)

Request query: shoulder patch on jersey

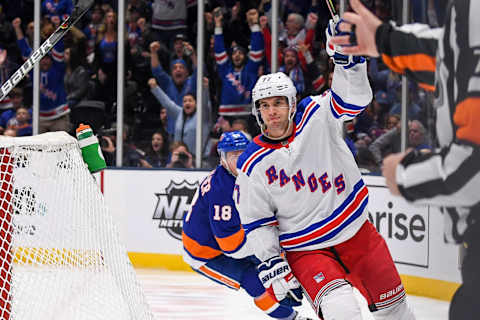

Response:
(237, 141), (275, 177)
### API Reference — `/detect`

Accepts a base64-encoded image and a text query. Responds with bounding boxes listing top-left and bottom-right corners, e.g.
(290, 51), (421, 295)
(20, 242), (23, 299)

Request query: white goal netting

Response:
(0, 132), (154, 320)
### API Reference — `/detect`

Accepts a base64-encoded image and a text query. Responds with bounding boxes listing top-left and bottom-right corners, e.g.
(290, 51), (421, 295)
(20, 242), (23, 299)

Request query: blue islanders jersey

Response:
(182, 165), (253, 269)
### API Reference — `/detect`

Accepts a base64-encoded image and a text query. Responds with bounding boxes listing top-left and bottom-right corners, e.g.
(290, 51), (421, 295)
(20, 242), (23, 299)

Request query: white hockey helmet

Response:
(252, 72), (297, 136)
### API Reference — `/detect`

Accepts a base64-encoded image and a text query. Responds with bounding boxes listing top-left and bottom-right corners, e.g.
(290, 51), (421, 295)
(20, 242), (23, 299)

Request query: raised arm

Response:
(149, 41), (171, 90)
(213, 8), (230, 77)
(148, 78), (181, 121)
(325, 19), (372, 122)
(244, 9), (264, 73)
(331, 0), (440, 91)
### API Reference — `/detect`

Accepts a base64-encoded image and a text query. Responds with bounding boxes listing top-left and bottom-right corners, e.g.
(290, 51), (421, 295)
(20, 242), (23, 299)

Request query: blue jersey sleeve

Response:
(208, 183), (246, 255)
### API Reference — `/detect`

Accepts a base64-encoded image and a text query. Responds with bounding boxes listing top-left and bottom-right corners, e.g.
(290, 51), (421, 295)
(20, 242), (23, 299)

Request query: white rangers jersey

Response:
(234, 62), (372, 261)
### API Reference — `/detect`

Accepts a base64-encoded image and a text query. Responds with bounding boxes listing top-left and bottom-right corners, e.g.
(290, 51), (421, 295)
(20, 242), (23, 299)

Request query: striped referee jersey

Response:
(375, 0), (480, 242)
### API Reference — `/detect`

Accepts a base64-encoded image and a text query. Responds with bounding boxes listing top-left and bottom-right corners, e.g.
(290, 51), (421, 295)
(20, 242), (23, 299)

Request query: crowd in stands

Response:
(0, 0), (446, 172)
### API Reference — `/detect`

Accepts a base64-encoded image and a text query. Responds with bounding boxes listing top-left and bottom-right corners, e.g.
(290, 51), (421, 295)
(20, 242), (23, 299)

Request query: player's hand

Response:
(257, 256), (303, 306)
(326, 18), (365, 68)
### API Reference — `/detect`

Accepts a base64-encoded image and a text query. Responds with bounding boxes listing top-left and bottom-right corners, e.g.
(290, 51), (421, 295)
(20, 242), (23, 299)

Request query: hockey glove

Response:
(325, 18), (365, 68)
(257, 256), (303, 307)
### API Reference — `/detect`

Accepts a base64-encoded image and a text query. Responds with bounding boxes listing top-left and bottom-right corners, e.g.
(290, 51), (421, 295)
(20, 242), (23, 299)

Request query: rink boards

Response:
(95, 168), (461, 302)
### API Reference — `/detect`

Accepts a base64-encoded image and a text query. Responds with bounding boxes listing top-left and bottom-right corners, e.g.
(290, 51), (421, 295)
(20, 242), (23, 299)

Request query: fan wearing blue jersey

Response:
(233, 20), (416, 320)
(182, 131), (311, 320)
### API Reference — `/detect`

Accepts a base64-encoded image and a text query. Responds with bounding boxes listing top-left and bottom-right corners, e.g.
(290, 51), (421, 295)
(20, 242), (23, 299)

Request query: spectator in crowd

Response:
(148, 77), (212, 161)
(368, 118), (402, 165)
(83, 5), (104, 63)
(159, 108), (169, 137)
(213, 7), (264, 116)
(0, 42), (20, 112)
(282, 12), (315, 48)
(64, 46), (90, 109)
(369, 119), (431, 165)
(100, 124), (145, 167)
(169, 33), (193, 72)
(42, 0), (73, 19)
(356, 146), (380, 174)
(231, 118), (251, 138)
(7, 106), (32, 136)
(13, 17), (70, 133)
(139, 131), (170, 168)
(385, 113), (400, 130)
(166, 141), (194, 169)
(127, 0), (152, 24)
(0, 88), (27, 134)
(151, 0), (187, 46)
(354, 132), (373, 149)
(149, 40), (198, 128)
(408, 119), (431, 153)
(279, 47), (305, 95)
(261, 11), (318, 73)
(94, 10), (118, 113)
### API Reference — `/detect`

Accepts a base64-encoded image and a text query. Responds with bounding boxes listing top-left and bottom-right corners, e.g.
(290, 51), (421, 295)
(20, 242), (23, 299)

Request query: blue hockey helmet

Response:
(217, 131), (249, 175)
(217, 131), (249, 156)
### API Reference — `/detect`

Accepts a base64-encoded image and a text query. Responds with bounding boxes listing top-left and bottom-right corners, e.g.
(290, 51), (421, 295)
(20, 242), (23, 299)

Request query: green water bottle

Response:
(76, 123), (107, 173)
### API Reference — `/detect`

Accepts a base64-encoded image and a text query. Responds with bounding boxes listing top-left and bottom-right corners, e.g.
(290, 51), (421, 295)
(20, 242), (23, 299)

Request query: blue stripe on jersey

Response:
(283, 196), (368, 250)
(243, 216), (278, 234)
(331, 91), (366, 111)
(294, 96), (313, 122)
(237, 142), (276, 177)
(279, 179), (365, 241)
(330, 90), (367, 119)
(245, 149), (275, 176)
(237, 143), (263, 171)
(295, 100), (321, 137)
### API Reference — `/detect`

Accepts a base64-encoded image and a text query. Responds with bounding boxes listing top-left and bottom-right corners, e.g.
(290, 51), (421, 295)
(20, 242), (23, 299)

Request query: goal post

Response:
(0, 132), (153, 320)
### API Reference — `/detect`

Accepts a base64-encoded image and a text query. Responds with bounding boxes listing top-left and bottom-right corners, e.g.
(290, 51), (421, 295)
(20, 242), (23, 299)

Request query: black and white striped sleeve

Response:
(396, 143), (480, 207)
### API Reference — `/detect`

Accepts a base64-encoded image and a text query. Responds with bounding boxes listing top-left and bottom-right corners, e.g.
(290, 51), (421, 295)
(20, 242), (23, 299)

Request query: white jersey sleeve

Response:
(234, 165), (282, 262)
(329, 61), (372, 121)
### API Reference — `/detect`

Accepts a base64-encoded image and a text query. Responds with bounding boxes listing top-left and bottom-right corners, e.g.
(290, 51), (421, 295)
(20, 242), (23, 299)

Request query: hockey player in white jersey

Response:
(234, 20), (416, 320)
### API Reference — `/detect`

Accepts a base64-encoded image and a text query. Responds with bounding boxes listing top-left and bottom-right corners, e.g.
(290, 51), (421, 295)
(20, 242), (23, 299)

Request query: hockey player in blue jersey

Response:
(182, 131), (311, 320)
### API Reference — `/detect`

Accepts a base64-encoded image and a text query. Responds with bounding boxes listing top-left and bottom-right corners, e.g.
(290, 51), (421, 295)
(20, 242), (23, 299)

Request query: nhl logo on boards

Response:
(152, 180), (199, 240)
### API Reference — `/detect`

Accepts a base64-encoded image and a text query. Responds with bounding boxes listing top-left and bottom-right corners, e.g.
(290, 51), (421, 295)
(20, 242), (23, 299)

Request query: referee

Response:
(331, 0), (479, 319)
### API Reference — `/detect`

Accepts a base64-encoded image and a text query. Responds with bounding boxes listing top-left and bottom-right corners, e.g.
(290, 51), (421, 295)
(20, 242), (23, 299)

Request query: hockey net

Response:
(0, 132), (153, 320)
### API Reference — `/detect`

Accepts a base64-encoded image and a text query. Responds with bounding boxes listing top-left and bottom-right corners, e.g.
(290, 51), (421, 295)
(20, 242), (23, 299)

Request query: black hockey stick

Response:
(0, 0), (94, 101)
